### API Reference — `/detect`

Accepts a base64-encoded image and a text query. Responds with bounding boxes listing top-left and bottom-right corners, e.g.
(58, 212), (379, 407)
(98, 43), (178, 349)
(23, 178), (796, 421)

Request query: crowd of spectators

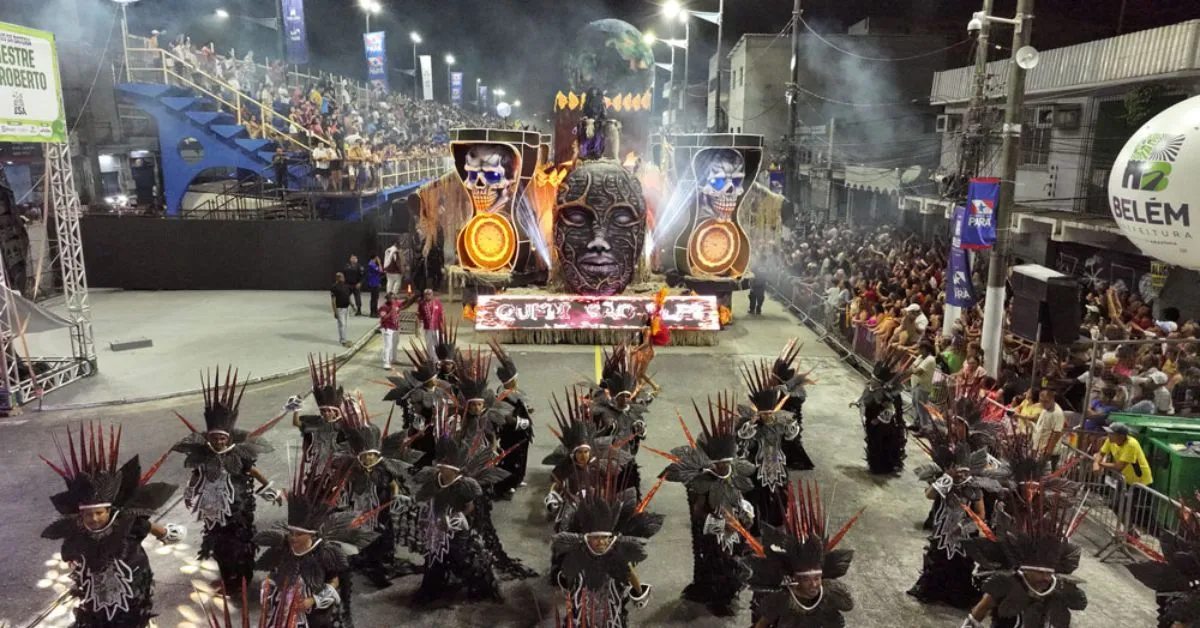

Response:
(760, 218), (1200, 430)
(155, 34), (503, 191)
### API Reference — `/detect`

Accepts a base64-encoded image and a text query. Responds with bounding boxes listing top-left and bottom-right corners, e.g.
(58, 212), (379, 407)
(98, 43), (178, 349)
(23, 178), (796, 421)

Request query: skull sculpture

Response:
(696, 149), (746, 221)
(554, 160), (647, 296)
(460, 144), (517, 213)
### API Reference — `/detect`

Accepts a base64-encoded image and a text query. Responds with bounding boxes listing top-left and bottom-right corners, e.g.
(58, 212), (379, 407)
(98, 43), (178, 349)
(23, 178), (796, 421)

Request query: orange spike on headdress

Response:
(635, 476), (666, 514)
(825, 506), (866, 551)
(723, 507), (766, 557)
(641, 445), (681, 464)
(676, 410), (696, 448)
(959, 503), (997, 541)
(140, 447), (172, 485)
(174, 410), (200, 433)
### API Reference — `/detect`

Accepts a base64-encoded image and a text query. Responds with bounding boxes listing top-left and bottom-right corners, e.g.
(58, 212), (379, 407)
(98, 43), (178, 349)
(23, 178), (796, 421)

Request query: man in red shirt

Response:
(378, 292), (401, 369)
(416, 289), (443, 359)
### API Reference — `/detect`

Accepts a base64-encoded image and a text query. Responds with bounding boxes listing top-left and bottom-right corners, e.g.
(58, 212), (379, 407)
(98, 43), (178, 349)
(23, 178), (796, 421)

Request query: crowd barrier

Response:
(764, 268), (1185, 563)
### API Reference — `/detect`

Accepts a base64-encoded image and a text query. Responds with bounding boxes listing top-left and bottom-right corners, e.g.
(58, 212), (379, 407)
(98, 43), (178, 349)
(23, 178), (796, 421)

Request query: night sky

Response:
(7, 0), (1200, 117)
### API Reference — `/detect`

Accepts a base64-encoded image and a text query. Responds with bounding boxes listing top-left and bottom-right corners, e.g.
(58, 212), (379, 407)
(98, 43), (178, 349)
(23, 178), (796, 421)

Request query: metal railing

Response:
(378, 157), (452, 190)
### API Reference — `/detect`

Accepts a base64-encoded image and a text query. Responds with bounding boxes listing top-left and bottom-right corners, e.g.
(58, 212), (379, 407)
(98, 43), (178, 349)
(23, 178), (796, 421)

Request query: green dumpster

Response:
(1111, 412), (1200, 433)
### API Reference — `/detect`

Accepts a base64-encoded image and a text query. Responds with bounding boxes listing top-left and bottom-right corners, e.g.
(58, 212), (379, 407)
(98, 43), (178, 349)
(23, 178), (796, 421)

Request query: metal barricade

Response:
(1058, 444), (1131, 560)
(1120, 482), (1185, 562)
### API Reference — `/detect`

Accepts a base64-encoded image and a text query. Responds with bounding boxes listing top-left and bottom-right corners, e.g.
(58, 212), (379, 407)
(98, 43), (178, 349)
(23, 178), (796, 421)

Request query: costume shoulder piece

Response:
(413, 409), (512, 513)
(655, 392), (754, 512)
(41, 422), (177, 541)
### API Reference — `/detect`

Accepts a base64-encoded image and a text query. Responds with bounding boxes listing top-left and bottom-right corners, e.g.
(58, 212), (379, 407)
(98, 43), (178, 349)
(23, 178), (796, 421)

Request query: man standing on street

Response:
(384, 239), (405, 297)
(342, 254), (365, 316)
(748, 265), (766, 316)
(378, 292), (401, 369)
(416, 288), (443, 358)
(331, 272), (353, 346)
(366, 254), (384, 318)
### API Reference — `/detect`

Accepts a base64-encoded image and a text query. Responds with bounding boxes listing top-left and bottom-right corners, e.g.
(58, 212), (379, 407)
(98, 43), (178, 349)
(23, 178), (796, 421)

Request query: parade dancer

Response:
(41, 423), (186, 627)
(434, 323), (461, 388)
(552, 469), (663, 628)
(961, 495), (1088, 627)
(736, 360), (801, 529)
(771, 339), (816, 470)
(488, 338), (535, 498)
(591, 351), (650, 495)
(738, 480), (863, 628)
(652, 393), (756, 617)
(382, 342), (455, 469)
(172, 366), (285, 596)
(907, 429), (1008, 609)
(335, 395), (423, 588)
(855, 353), (911, 476)
(294, 354), (347, 466)
(410, 406), (511, 607)
(1127, 500), (1200, 628)
(256, 454), (378, 628)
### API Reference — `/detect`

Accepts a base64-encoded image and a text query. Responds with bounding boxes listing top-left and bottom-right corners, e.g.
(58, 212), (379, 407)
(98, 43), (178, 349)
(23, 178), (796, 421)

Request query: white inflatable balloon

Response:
(496, 102), (512, 118)
(1108, 95), (1200, 269)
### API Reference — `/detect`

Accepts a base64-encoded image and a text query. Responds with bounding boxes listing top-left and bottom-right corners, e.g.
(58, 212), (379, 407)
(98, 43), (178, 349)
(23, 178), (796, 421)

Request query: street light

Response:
(513, 100), (521, 108)
(215, 8), (230, 19)
(662, 0), (681, 19)
(445, 54), (455, 65)
(643, 31), (657, 45)
(358, 0), (381, 32)
(410, 32), (422, 99)
(493, 88), (505, 97)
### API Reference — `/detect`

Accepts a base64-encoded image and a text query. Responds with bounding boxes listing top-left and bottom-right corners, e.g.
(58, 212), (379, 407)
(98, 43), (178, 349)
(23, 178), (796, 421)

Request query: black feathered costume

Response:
(41, 423), (183, 628)
(771, 339), (815, 471)
(736, 360), (802, 530)
(1127, 506), (1200, 628)
(488, 338), (535, 497)
(381, 341), (455, 470)
(296, 354), (348, 467)
(857, 355), (908, 476)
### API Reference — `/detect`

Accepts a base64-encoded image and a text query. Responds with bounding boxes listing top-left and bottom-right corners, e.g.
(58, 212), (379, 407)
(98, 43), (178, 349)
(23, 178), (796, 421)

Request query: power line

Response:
(796, 15), (972, 62)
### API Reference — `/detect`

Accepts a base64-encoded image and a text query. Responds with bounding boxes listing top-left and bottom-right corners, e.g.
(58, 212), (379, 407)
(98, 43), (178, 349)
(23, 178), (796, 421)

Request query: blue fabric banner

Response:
(962, 177), (999, 249)
(947, 205), (977, 308)
(363, 32), (388, 91)
(282, 0), (309, 64)
(450, 72), (464, 106)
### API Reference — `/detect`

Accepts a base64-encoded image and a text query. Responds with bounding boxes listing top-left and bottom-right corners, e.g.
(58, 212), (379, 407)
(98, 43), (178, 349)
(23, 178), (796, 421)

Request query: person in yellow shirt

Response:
(1093, 422), (1152, 485)
(1010, 389), (1042, 435)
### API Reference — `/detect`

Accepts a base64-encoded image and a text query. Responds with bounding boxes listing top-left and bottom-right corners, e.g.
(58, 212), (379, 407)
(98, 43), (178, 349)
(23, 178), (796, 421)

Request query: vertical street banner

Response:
(281, 0), (309, 65)
(961, 177), (999, 249)
(947, 205), (976, 308)
(479, 83), (489, 111)
(449, 71), (463, 106)
(419, 55), (433, 101)
(362, 32), (387, 91)
(0, 22), (65, 143)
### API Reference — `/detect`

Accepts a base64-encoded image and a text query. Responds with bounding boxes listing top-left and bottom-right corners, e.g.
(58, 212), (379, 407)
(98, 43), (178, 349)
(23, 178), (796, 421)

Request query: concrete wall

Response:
(81, 217), (376, 291)
(727, 38), (792, 150)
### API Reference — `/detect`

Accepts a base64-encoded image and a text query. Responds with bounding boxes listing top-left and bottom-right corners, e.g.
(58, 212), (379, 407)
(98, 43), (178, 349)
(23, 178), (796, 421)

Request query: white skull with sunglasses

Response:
(461, 144), (515, 213)
(697, 149), (746, 220)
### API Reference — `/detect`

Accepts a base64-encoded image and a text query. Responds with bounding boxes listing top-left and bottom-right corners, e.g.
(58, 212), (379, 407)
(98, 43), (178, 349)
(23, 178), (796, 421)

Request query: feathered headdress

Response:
(600, 347), (638, 399)
(600, 344), (628, 385)
(742, 360), (787, 413)
(650, 392), (754, 511)
(202, 365), (248, 435)
(454, 346), (494, 404)
(434, 323), (459, 365)
(994, 431), (1079, 506)
(404, 340), (439, 383)
(771, 338), (804, 383)
(739, 481), (863, 618)
(308, 354), (343, 412)
(380, 341), (441, 405)
(542, 388), (632, 471)
(41, 422), (177, 538)
(286, 454), (349, 534)
(488, 338), (519, 386)
(339, 393), (382, 455)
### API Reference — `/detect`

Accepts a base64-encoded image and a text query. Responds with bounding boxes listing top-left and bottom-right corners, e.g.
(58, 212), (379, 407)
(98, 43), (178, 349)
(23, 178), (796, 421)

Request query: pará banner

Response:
(947, 205), (976, 308)
(362, 32), (387, 91)
(0, 21), (65, 143)
(419, 55), (433, 101)
(281, 0), (309, 65)
(961, 177), (999, 249)
(450, 71), (463, 106)
(479, 84), (489, 111)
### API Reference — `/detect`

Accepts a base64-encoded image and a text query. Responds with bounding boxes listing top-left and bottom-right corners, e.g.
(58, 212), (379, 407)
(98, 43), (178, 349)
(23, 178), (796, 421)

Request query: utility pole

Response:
(944, 0), (993, 339)
(784, 0), (803, 209)
(981, 0), (1034, 376)
(824, 117), (835, 222)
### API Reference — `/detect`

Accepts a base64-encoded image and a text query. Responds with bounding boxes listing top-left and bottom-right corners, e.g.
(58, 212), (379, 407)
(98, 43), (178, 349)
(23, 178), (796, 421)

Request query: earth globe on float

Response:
(1107, 94), (1200, 269)
(563, 18), (654, 97)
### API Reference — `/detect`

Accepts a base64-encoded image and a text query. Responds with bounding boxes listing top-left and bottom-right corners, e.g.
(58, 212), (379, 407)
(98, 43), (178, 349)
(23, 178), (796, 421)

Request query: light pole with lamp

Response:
(113, 0), (140, 82)
(445, 54), (455, 104)
(214, 7), (284, 61)
(663, 0), (719, 129)
(358, 0), (381, 33)
(410, 32), (422, 99)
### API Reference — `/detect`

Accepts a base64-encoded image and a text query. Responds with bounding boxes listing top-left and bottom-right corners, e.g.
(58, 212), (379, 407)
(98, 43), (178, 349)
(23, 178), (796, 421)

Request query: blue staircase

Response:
(118, 83), (312, 215)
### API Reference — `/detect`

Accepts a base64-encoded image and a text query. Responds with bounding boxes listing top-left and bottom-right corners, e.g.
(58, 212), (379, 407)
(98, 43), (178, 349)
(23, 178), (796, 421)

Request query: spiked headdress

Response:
(308, 354), (344, 413)
(993, 431), (1079, 506)
(652, 393), (754, 512)
(740, 481), (862, 623)
(771, 338), (803, 383)
(285, 454), (348, 534)
(600, 347), (638, 399)
(202, 365), (248, 435)
(542, 388), (632, 472)
(552, 467), (666, 593)
(488, 338), (519, 386)
(434, 323), (459, 365)
(404, 340), (440, 383)
(454, 346), (494, 405)
(339, 394), (382, 454)
(412, 402), (513, 513)
(41, 422), (177, 538)
(1127, 498), (1200, 625)
(742, 360), (787, 412)
(381, 341), (443, 405)
(600, 344), (628, 384)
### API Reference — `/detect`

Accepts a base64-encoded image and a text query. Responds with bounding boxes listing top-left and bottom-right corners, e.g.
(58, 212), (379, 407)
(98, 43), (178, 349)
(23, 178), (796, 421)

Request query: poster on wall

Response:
(362, 32), (387, 91)
(281, 0), (309, 64)
(0, 21), (65, 143)
(419, 55), (433, 101)
(450, 71), (463, 106)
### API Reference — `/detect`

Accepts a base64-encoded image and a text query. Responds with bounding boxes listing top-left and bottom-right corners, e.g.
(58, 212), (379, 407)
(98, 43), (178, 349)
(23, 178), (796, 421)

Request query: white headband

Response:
(78, 502), (112, 511)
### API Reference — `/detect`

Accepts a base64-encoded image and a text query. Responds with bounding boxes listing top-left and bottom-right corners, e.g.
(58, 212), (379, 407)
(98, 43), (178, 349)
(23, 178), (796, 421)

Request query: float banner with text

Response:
(0, 21), (65, 143)
(474, 295), (720, 331)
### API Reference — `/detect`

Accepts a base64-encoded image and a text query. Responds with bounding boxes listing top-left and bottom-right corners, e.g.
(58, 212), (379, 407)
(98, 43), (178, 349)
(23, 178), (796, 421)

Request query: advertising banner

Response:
(419, 55), (433, 101)
(281, 0), (309, 65)
(947, 205), (976, 308)
(961, 177), (999, 249)
(473, 295), (720, 331)
(450, 71), (463, 106)
(0, 21), (65, 143)
(479, 84), (488, 111)
(362, 32), (387, 91)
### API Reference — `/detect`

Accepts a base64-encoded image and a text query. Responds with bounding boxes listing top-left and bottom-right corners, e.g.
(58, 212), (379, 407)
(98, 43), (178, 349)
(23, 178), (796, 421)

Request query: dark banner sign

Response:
(474, 295), (719, 331)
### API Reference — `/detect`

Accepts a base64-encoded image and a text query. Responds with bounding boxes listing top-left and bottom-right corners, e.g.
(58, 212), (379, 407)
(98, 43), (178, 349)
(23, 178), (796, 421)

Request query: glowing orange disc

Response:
(688, 218), (741, 275)
(459, 213), (516, 271)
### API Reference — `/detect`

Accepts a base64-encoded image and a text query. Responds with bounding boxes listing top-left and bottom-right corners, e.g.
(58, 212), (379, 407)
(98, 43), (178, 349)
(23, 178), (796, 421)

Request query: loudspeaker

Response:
(1009, 264), (1081, 344)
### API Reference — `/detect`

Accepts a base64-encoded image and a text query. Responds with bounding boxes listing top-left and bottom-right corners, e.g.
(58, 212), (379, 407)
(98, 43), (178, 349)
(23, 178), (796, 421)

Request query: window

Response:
(739, 67), (744, 87)
(1019, 105), (1053, 168)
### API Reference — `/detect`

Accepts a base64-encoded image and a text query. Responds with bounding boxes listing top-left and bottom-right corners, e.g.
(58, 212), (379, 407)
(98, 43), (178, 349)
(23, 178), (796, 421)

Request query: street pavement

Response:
(0, 295), (1156, 627)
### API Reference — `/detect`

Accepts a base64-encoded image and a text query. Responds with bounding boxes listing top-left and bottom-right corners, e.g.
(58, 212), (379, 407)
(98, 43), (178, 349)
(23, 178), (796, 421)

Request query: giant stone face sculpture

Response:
(553, 160), (646, 296)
